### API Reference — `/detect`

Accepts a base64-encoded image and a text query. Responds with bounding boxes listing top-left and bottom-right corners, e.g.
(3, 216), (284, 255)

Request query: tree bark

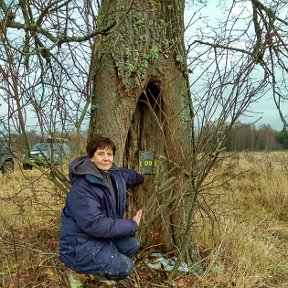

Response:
(89, 0), (194, 252)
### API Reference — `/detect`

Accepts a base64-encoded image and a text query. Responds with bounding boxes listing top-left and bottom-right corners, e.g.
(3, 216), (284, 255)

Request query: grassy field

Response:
(0, 152), (288, 287)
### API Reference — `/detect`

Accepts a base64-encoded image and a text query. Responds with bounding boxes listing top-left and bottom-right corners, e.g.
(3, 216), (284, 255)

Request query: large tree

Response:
(88, 0), (194, 252)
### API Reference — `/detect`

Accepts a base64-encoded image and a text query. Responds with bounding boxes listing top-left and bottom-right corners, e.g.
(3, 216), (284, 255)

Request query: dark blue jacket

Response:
(59, 156), (144, 274)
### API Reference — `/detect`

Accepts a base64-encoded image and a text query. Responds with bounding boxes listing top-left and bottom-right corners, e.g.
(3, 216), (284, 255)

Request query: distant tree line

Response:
(225, 122), (288, 151)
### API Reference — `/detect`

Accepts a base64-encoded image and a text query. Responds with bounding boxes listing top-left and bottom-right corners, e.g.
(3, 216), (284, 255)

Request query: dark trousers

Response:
(106, 236), (140, 280)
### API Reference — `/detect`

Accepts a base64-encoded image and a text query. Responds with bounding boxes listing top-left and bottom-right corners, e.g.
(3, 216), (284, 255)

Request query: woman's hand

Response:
(132, 209), (143, 226)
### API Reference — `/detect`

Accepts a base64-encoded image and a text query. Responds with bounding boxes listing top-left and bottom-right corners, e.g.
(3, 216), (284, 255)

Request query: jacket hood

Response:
(69, 156), (102, 180)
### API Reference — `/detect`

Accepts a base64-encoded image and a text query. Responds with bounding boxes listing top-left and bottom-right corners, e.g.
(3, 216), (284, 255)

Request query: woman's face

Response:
(91, 147), (114, 172)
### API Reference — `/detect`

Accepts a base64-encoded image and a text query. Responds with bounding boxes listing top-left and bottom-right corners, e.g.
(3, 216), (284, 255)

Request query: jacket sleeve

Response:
(68, 180), (139, 239)
(119, 168), (144, 188)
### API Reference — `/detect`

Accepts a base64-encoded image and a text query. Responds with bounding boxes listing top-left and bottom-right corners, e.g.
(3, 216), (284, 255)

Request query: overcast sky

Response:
(1, 1), (286, 132)
(185, 0), (286, 131)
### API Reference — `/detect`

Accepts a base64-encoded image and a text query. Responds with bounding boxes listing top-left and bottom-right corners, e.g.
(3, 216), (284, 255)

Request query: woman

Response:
(59, 136), (143, 280)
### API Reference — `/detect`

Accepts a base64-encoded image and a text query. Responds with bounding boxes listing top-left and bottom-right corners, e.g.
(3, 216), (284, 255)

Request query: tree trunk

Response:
(89, 0), (194, 253)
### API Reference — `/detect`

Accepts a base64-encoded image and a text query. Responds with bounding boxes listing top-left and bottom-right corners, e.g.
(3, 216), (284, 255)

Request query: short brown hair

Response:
(86, 136), (116, 158)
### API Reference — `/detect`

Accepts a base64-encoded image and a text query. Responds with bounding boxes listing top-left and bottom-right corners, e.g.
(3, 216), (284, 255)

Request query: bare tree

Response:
(0, 0), (115, 152)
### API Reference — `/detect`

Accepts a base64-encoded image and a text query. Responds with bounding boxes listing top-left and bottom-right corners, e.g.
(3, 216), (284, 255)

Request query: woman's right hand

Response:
(132, 209), (143, 226)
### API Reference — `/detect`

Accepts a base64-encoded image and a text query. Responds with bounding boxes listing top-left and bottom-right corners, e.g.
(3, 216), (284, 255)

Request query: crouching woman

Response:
(59, 136), (143, 280)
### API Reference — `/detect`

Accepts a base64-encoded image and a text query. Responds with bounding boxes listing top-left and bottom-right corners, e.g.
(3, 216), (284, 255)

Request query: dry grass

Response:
(0, 152), (288, 287)
(193, 151), (288, 288)
(0, 165), (66, 287)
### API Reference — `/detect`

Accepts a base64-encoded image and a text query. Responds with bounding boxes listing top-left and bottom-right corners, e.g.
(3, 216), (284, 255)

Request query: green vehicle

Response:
(0, 143), (15, 174)
(23, 142), (70, 170)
